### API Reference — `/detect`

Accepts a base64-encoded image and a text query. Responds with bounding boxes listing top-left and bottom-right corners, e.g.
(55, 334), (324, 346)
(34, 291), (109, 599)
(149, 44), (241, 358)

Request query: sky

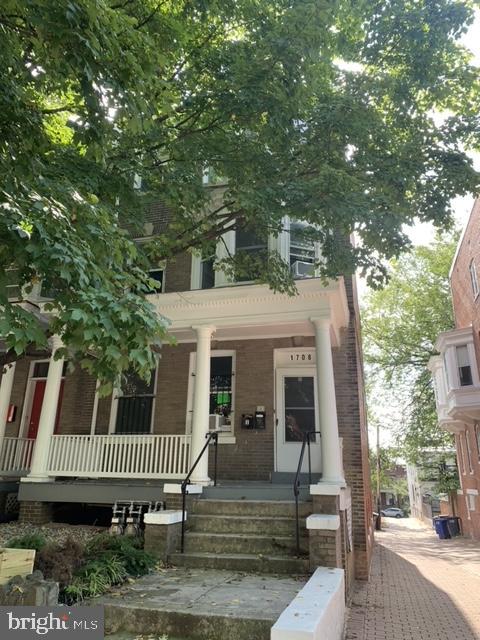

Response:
(364, 10), (480, 448)
(407, 10), (480, 247)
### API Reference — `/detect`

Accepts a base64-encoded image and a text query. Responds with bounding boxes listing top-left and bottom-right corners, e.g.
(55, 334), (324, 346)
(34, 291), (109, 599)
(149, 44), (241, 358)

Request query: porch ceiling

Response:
(149, 278), (349, 346)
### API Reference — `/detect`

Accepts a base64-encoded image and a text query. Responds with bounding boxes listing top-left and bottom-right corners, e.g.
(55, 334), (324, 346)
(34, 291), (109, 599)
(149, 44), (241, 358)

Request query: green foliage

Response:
(419, 452), (460, 494)
(85, 533), (155, 576)
(363, 234), (459, 460)
(5, 532), (47, 552)
(1, 1), (479, 387)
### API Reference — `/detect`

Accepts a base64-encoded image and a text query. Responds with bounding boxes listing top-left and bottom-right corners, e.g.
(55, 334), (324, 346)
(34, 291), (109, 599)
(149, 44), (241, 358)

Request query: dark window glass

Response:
(32, 362), (68, 378)
(115, 369), (156, 434)
(459, 366), (473, 387)
(284, 376), (316, 442)
(289, 223), (315, 266)
(201, 258), (215, 289)
(148, 269), (164, 293)
(209, 356), (233, 420)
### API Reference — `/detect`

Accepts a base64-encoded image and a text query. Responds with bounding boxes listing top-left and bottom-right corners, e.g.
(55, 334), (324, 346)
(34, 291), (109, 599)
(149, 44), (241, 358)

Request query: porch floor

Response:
(101, 567), (307, 640)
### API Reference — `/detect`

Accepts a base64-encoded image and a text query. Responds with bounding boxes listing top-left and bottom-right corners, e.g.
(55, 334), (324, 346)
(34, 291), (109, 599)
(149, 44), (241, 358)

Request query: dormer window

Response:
(456, 345), (473, 387)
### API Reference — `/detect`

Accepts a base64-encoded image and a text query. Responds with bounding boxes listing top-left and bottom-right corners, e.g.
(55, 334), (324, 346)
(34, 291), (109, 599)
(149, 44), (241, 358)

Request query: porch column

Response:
(311, 317), (345, 485)
(190, 325), (215, 485)
(25, 336), (64, 482)
(0, 362), (16, 454)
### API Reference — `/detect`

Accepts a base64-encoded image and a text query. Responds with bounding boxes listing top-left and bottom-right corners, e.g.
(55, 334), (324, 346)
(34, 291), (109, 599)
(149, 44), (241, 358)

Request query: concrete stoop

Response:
(173, 498), (311, 575)
(101, 568), (308, 640)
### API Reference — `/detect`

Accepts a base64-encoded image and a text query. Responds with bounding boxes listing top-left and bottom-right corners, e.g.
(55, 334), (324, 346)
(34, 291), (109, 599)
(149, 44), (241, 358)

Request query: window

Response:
(456, 345), (473, 386)
(465, 432), (474, 474)
(209, 356), (233, 425)
(32, 361), (68, 378)
(200, 256), (215, 289)
(115, 369), (156, 434)
(147, 268), (164, 293)
(289, 222), (316, 277)
(457, 434), (465, 474)
(235, 227), (268, 282)
(476, 424), (480, 459)
(186, 351), (235, 435)
(470, 260), (479, 298)
(467, 493), (476, 512)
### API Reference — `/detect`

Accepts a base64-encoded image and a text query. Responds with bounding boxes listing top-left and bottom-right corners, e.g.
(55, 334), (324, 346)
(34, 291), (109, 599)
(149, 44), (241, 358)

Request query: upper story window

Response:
(465, 431), (474, 473)
(147, 268), (164, 293)
(456, 345), (473, 387)
(470, 260), (479, 299)
(289, 222), (316, 278)
(476, 424), (480, 459)
(200, 255), (215, 289)
(235, 227), (268, 282)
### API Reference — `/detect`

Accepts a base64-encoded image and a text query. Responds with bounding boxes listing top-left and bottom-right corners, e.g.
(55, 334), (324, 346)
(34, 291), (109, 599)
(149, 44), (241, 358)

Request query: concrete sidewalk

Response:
(346, 518), (480, 640)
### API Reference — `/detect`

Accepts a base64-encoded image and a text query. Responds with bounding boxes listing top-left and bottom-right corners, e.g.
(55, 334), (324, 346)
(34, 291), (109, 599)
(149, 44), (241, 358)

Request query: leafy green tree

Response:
(363, 235), (458, 462)
(1, 0), (479, 390)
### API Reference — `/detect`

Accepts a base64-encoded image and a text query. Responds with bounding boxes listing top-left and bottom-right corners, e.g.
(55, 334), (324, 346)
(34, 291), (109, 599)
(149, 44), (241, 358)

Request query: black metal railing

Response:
(293, 430), (321, 554)
(180, 431), (219, 553)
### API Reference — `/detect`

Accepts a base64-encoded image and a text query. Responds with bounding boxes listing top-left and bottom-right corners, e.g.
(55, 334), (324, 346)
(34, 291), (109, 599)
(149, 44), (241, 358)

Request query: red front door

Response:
(27, 380), (65, 439)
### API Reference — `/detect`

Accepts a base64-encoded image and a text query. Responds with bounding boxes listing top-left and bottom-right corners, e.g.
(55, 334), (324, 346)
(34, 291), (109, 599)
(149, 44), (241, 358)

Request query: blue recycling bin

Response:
(434, 516), (451, 539)
(446, 516), (461, 537)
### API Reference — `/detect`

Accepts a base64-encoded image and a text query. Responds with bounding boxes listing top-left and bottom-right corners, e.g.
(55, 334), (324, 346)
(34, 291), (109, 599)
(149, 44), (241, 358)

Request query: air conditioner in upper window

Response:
(291, 260), (315, 279)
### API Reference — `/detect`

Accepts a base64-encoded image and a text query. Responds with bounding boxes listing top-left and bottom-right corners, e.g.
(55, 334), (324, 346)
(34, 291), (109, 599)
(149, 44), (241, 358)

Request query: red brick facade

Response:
(449, 197), (480, 540)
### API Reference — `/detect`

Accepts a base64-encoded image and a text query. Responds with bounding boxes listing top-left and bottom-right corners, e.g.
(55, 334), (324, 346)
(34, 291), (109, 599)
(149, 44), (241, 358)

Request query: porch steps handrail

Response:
(47, 433), (191, 479)
(293, 430), (321, 554)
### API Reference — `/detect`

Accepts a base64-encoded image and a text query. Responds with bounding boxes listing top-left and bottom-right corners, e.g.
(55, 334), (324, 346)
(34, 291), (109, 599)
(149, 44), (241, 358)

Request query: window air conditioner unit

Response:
(209, 414), (230, 431)
(291, 260), (315, 278)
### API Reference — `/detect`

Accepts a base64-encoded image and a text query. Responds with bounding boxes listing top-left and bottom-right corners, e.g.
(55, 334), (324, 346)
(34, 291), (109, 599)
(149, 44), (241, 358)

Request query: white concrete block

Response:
(271, 567), (345, 640)
(339, 486), (351, 511)
(306, 515), (340, 531)
(309, 483), (342, 496)
(163, 483), (203, 495)
(144, 510), (185, 525)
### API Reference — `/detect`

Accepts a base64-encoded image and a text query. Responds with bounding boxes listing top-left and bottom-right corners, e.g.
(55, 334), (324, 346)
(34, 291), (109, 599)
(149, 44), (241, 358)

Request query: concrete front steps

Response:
(171, 499), (311, 575)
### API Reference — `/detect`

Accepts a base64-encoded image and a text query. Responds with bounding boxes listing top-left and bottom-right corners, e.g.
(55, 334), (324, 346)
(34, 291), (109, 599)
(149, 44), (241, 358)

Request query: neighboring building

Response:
(380, 464), (409, 512)
(0, 198), (373, 582)
(429, 198), (480, 540)
(406, 451), (456, 524)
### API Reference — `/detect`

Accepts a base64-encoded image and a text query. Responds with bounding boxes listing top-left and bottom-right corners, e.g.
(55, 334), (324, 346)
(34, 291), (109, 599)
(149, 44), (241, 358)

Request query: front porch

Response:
(0, 433), (191, 480)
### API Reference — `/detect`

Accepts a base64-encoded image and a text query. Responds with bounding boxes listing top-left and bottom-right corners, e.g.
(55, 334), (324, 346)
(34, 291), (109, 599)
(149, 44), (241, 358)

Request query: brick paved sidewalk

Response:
(346, 518), (480, 640)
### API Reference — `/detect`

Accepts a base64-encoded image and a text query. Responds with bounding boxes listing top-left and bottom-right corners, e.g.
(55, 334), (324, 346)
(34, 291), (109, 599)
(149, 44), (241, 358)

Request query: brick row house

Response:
(0, 192), (373, 583)
(429, 198), (480, 540)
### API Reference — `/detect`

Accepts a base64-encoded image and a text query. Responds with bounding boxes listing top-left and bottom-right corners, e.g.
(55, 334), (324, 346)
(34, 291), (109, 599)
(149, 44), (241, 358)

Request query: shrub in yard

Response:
(35, 537), (85, 588)
(5, 532), (47, 551)
(85, 533), (155, 576)
(62, 555), (127, 603)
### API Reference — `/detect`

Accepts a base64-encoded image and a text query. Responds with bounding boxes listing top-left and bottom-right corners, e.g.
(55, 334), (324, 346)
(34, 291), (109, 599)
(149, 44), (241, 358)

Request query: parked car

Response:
(381, 507), (404, 518)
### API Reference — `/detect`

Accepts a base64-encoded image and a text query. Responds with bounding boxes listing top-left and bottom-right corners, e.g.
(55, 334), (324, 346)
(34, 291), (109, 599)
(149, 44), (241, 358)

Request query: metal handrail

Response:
(293, 430), (321, 554)
(180, 430), (219, 553)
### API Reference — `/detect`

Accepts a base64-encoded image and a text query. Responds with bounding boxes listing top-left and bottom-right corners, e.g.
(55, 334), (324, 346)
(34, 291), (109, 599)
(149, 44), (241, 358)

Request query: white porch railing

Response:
(0, 437), (35, 475)
(47, 434), (191, 479)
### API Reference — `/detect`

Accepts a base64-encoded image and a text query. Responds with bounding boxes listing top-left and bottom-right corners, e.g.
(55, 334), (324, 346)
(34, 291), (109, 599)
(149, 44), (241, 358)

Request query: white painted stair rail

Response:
(0, 437), (35, 474)
(47, 434), (191, 479)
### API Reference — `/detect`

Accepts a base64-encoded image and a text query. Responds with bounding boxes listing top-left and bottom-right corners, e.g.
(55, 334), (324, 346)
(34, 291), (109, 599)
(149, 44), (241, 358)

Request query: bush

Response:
(35, 537), (85, 588)
(5, 532), (47, 552)
(85, 533), (155, 576)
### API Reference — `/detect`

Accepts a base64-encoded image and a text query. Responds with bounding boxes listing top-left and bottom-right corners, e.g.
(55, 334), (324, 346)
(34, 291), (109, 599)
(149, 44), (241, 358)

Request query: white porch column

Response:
(311, 317), (345, 486)
(0, 362), (16, 454)
(190, 325), (215, 485)
(25, 336), (64, 482)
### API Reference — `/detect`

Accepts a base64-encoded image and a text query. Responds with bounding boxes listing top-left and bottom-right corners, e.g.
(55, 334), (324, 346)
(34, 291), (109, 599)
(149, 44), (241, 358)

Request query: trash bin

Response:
(434, 516), (451, 539)
(446, 516), (461, 537)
